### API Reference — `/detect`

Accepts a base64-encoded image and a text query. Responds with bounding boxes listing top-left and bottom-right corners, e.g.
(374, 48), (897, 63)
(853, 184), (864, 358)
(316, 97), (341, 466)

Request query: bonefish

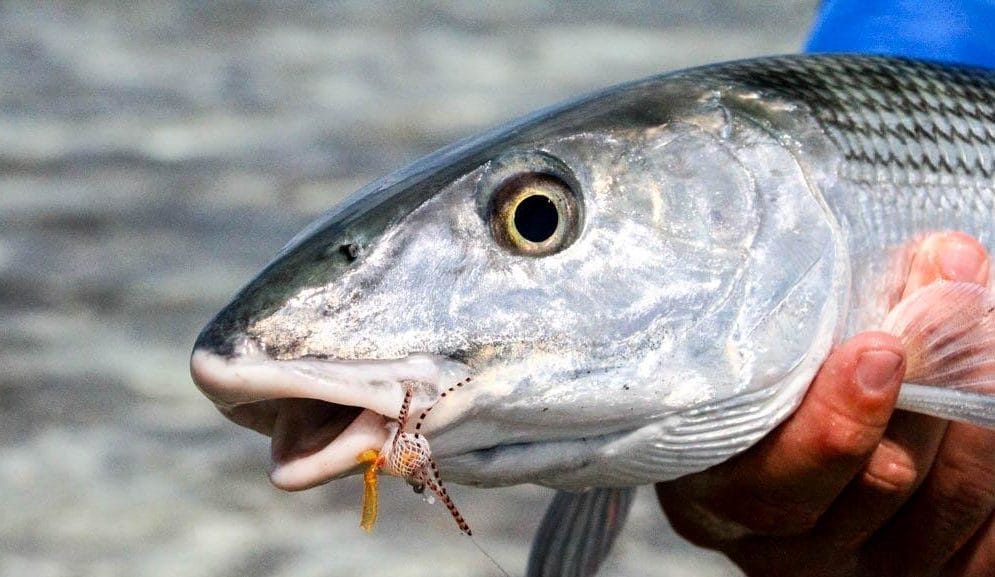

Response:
(191, 55), (995, 576)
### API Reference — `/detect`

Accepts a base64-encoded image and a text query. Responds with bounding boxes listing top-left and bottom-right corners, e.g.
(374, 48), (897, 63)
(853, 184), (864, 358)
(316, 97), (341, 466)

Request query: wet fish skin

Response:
(191, 55), (995, 493)
(701, 56), (995, 332)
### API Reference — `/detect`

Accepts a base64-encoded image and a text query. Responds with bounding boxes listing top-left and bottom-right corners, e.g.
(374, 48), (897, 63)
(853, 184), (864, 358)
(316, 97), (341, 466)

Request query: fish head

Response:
(191, 75), (849, 491)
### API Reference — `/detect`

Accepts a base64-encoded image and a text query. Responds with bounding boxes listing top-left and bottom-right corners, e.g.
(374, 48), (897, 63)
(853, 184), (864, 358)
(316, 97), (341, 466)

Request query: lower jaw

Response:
(190, 347), (474, 490)
(269, 407), (389, 491)
(269, 398), (363, 465)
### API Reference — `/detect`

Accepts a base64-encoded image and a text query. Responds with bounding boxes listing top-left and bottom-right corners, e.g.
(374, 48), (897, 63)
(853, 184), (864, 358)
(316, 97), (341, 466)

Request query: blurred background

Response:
(1, 2), (819, 576)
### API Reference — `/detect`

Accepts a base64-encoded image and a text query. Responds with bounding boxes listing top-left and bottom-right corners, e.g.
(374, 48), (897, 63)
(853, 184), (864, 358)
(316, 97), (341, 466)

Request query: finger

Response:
(813, 411), (940, 547)
(818, 233), (992, 546)
(866, 422), (995, 575)
(902, 232), (990, 296)
(940, 513), (995, 577)
(658, 332), (905, 541)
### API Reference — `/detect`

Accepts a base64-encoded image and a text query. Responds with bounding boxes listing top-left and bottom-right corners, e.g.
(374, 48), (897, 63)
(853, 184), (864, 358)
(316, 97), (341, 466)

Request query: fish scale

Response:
(691, 56), (995, 321)
(690, 56), (995, 183)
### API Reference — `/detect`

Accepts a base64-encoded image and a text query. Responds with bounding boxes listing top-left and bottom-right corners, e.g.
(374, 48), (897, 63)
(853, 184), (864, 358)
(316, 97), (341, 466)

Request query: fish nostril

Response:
(318, 242), (362, 263)
(338, 243), (361, 261)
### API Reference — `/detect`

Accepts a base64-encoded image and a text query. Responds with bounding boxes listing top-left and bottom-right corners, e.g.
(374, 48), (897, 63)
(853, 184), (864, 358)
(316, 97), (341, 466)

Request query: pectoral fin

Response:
(881, 281), (995, 427)
(526, 487), (635, 577)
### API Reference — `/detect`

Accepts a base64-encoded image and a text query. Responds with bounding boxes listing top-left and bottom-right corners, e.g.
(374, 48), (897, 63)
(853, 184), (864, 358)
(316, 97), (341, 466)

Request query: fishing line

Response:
(469, 534), (512, 577)
(412, 376), (512, 575)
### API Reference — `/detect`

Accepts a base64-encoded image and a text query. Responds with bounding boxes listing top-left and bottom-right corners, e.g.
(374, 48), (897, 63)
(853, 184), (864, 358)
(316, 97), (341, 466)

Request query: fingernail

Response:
(937, 235), (989, 284)
(856, 351), (903, 393)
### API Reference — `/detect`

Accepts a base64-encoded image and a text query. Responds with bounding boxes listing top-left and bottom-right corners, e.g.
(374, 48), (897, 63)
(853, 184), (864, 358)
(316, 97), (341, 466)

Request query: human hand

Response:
(656, 232), (995, 577)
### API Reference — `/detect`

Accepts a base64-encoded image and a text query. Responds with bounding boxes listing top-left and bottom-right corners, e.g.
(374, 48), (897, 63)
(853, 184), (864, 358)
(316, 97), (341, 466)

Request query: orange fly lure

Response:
(356, 448), (381, 532)
(354, 378), (473, 535)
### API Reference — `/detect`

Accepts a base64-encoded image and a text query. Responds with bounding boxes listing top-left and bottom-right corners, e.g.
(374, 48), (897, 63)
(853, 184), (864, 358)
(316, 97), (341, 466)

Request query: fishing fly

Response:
(356, 377), (473, 534)
(355, 377), (513, 577)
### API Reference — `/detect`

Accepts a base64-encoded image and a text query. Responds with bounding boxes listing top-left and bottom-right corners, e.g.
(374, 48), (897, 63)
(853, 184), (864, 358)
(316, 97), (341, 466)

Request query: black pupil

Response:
(514, 195), (559, 243)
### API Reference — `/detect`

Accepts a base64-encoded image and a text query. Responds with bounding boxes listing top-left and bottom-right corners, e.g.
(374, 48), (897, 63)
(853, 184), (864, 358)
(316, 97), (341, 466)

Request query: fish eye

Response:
(488, 172), (579, 256)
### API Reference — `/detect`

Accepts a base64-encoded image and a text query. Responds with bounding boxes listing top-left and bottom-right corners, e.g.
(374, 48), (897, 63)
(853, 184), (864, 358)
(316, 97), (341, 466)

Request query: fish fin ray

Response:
(882, 281), (995, 428)
(882, 281), (995, 393)
(525, 487), (635, 577)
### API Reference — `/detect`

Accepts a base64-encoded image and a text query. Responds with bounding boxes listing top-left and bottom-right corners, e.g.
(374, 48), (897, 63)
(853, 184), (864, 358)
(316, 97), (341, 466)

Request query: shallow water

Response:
(0, 2), (816, 575)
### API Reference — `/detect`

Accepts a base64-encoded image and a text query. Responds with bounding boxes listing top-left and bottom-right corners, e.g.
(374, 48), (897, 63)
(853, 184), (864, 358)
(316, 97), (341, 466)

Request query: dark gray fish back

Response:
(691, 55), (995, 185)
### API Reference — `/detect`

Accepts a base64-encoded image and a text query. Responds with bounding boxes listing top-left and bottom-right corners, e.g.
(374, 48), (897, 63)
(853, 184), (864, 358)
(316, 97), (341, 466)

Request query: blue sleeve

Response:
(806, 0), (995, 68)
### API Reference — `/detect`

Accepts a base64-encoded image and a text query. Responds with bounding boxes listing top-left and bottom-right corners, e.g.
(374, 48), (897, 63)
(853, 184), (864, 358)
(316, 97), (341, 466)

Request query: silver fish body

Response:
(191, 55), (995, 493)
(719, 57), (995, 330)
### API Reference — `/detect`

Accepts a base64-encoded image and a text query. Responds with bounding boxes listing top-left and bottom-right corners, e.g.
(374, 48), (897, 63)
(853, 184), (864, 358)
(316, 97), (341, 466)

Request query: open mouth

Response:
(190, 341), (472, 491)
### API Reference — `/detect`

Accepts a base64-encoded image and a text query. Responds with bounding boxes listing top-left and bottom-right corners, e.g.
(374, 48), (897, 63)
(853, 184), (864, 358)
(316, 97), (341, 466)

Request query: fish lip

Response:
(190, 339), (473, 491)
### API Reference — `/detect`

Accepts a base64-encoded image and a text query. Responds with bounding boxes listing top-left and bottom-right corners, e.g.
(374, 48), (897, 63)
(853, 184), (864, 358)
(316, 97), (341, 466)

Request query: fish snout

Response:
(190, 331), (474, 491)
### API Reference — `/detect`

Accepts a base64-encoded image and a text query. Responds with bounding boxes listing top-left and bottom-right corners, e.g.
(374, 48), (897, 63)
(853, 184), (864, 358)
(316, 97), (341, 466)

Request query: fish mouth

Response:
(190, 339), (472, 491)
